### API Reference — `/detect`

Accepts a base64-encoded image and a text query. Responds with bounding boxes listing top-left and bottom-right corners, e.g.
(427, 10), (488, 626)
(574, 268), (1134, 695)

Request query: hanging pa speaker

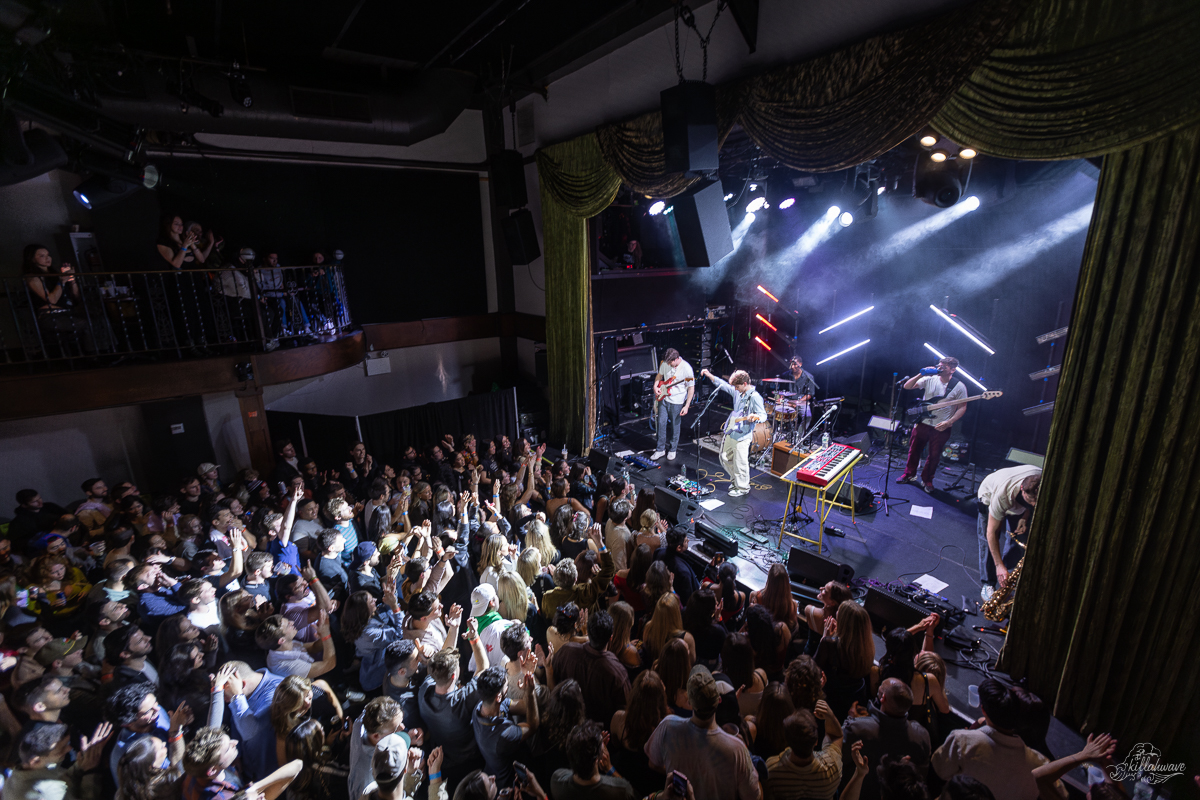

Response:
(661, 80), (719, 175)
(489, 149), (528, 208)
(673, 180), (733, 267)
(0, 128), (67, 187)
(500, 208), (540, 265)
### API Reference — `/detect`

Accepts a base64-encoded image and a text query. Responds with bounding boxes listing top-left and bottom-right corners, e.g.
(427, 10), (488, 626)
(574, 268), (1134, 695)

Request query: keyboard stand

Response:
(778, 461), (859, 551)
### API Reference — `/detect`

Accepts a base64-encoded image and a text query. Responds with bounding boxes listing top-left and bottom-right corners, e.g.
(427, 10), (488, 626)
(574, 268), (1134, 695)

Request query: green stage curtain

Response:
(536, 135), (623, 450)
(1000, 125), (1200, 752)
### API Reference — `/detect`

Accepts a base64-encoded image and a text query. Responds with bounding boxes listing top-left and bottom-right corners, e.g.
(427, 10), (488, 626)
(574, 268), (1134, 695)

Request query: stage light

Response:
(746, 196), (767, 213)
(920, 134), (938, 147)
(648, 201), (666, 216)
(962, 195), (980, 211)
(958, 148), (977, 159)
(754, 336), (772, 351)
(816, 339), (870, 366)
(930, 150), (948, 163)
(839, 212), (854, 227)
(778, 197), (795, 209)
(724, 193), (734, 201)
(757, 285), (779, 303)
(818, 305), (874, 334)
(929, 305), (995, 355)
(755, 314), (777, 332)
(877, 186), (885, 195)
(923, 342), (989, 391)
(749, 183), (758, 191)
(72, 175), (141, 210)
(829, 205), (840, 216)
(731, 213), (756, 250)
(141, 165), (161, 189)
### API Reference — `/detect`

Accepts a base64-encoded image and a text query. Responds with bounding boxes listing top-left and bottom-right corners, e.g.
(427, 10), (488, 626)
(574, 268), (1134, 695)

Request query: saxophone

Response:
(983, 557), (1022, 622)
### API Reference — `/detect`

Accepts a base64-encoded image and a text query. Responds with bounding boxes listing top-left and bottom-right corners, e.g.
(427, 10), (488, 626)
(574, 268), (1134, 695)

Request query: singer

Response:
(651, 348), (695, 461)
(700, 368), (765, 497)
(897, 356), (967, 492)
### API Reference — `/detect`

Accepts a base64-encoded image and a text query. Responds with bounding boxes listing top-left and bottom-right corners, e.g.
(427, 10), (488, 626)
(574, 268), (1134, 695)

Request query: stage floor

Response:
(597, 422), (1010, 717)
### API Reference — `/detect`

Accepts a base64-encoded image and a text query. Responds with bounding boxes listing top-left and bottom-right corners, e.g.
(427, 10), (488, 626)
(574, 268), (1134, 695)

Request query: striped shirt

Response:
(764, 743), (842, 800)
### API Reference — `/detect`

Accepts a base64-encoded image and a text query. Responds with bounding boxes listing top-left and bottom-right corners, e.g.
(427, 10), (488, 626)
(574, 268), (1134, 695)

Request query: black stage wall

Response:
(88, 161), (487, 324)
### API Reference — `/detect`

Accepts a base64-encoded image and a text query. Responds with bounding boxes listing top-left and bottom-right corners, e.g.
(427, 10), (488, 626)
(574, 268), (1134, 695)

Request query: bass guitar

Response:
(908, 390), (1003, 424)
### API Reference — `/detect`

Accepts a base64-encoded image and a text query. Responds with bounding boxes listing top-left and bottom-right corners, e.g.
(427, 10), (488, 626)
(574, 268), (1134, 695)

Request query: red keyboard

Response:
(793, 443), (862, 487)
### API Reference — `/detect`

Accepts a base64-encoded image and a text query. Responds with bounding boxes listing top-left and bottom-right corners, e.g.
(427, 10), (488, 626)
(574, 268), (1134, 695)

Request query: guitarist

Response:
(699, 368), (765, 498)
(897, 356), (968, 492)
(651, 348), (695, 462)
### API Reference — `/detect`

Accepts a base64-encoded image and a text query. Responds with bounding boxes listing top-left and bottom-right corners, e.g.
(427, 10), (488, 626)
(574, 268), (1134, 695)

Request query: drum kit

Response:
(752, 377), (810, 455)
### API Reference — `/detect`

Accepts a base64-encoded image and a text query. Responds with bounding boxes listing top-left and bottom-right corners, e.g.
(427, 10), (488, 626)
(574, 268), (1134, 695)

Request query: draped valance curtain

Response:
(536, 0), (1200, 756)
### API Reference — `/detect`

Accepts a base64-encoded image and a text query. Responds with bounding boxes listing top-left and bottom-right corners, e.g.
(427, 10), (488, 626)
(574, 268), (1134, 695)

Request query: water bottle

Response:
(561, 444), (568, 462)
(821, 431), (830, 450)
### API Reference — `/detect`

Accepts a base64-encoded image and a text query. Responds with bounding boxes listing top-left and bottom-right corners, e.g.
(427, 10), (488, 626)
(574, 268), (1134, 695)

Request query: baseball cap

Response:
(34, 635), (89, 668)
(372, 732), (409, 783)
(197, 463), (220, 476)
(355, 541), (378, 566)
(687, 664), (721, 717)
(470, 583), (497, 617)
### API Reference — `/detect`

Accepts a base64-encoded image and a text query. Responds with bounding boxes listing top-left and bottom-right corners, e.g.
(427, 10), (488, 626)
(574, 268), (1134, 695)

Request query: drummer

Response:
(786, 356), (818, 435)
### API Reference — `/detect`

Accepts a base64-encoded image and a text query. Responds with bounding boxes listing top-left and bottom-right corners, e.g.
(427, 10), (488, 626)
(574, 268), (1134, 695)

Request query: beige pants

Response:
(720, 433), (752, 491)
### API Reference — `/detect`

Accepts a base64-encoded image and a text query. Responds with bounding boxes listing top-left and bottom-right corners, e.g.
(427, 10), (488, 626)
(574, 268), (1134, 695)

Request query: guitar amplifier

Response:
(771, 442), (808, 477)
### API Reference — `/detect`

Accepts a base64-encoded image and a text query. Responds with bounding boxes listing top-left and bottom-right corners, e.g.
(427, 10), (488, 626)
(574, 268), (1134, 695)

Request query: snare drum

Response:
(750, 422), (773, 454)
(774, 404), (797, 424)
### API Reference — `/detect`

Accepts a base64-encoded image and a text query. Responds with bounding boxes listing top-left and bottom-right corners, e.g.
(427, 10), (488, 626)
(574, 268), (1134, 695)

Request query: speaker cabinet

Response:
(661, 81), (719, 175)
(771, 442), (808, 477)
(673, 180), (733, 267)
(654, 486), (700, 525)
(863, 586), (945, 635)
(501, 208), (540, 264)
(787, 546), (854, 588)
(826, 480), (874, 513)
(489, 149), (527, 208)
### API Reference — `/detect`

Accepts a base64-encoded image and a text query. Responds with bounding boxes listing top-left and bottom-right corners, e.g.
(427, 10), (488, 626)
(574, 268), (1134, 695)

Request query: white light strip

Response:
(819, 305), (875, 335)
(816, 339), (870, 366)
(929, 305), (995, 355)
(923, 343), (989, 391)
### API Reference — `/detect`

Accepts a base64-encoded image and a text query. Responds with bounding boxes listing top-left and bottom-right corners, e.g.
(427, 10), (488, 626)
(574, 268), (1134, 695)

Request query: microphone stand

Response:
(691, 379), (725, 485)
(879, 373), (909, 516)
(594, 360), (623, 449)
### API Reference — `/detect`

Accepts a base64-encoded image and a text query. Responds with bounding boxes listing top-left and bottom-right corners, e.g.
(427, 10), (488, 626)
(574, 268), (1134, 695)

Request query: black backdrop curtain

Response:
(357, 389), (519, 469)
(265, 411), (359, 473)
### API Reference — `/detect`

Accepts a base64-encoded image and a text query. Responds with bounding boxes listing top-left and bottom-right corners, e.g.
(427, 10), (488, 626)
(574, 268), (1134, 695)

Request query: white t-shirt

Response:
(290, 518), (325, 551)
(978, 465), (1041, 520)
(916, 374), (967, 426)
(267, 647), (315, 677)
(657, 360), (695, 405)
(188, 601), (221, 631)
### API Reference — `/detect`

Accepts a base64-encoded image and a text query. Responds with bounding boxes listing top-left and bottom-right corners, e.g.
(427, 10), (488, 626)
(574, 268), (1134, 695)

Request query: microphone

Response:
(607, 359), (624, 374)
(896, 375), (912, 385)
(723, 348), (733, 364)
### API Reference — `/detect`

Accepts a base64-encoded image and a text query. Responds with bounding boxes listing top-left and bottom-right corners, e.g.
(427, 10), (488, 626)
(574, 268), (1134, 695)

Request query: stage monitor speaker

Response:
(695, 519), (738, 558)
(655, 485), (700, 526)
(661, 80), (718, 175)
(489, 149), (527, 208)
(500, 208), (540, 265)
(827, 481), (874, 514)
(673, 180), (733, 267)
(787, 546), (853, 589)
(771, 442), (807, 477)
(588, 448), (623, 479)
(835, 432), (871, 451)
(863, 586), (945, 635)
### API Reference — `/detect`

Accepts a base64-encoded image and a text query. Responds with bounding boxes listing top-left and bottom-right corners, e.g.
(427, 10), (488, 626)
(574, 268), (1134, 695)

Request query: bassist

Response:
(651, 348), (695, 462)
(897, 357), (967, 492)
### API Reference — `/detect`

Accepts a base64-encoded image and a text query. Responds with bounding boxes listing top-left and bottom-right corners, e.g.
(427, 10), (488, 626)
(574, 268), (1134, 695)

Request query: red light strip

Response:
(756, 285), (779, 303)
(754, 336), (772, 351)
(755, 314), (778, 331)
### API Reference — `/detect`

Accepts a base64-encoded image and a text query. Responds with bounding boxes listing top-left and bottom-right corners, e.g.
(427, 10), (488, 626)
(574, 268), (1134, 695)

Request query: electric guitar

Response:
(908, 390), (1004, 424)
(652, 374), (695, 418)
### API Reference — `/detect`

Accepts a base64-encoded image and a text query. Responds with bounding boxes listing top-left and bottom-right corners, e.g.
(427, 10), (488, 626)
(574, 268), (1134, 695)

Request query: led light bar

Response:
(929, 305), (995, 355)
(818, 305), (874, 335)
(755, 314), (777, 332)
(754, 336), (772, 351)
(816, 339), (870, 366)
(923, 343), (989, 391)
(757, 285), (779, 303)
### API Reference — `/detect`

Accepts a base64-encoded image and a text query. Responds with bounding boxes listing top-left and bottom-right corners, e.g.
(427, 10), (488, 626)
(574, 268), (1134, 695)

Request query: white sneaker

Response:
(650, 450), (666, 460)
(728, 488), (748, 497)
(980, 584), (995, 602)
(667, 451), (677, 460)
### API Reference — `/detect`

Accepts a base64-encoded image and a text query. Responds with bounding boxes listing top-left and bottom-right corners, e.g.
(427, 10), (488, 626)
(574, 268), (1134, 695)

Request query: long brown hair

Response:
(655, 638), (693, 703)
(622, 670), (669, 750)
(835, 600), (874, 678)
(759, 563), (798, 630)
(642, 593), (684, 662)
(754, 682), (795, 756)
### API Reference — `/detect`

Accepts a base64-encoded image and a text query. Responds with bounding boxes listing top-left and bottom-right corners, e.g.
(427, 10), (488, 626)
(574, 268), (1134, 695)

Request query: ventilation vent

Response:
(290, 87), (372, 122)
(516, 104), (535, 147)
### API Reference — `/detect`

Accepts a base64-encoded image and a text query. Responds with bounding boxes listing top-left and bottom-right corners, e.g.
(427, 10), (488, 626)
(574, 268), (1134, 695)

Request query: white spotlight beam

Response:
(867, 197), (979, 265)
(923, 343), (989, 391)
(819, 305), (874, 335)
(816, 339), (870, 366)
(929, 305), (995, 355)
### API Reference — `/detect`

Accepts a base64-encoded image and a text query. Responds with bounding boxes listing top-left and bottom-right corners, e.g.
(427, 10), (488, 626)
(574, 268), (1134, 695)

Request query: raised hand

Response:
(301, 561), (317, 582)
(428, 746), (444, 776)
(168, 701), (194, 731)
(850, 740), (868, 776)
(446, 603), (464, 630)
(78, 722), (114, 772)
(1080, 733), (1117, 763)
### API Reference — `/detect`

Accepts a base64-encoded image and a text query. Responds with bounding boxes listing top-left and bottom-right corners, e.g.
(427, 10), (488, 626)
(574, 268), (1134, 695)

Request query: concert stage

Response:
(597, 423), (1008, 717)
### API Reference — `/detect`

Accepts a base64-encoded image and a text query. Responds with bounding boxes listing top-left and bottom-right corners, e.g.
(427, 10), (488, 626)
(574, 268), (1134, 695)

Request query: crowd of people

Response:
(0, 431), (1120, 800)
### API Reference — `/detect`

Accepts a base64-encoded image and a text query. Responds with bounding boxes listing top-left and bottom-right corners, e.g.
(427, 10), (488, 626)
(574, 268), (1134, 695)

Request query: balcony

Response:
(2, 264), (352, 368)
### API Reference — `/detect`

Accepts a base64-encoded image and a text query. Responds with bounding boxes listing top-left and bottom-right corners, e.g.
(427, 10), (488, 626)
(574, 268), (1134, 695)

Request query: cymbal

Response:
(774, 391), (796, 397)
(761, 378), (795, 383)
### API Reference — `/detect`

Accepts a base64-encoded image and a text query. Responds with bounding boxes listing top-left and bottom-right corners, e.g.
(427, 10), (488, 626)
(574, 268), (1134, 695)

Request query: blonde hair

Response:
(270, 675), (313, 739)
(479, 533), (508, 575)
(642, 593), (685, 662)
(915, 651), (946, 688)
(516, 548), (542, 587)
(524, 520), (557, 567)
(639, 509), (659, 533)
(496, 572), (530, 622)
(325, 497), (351, 520)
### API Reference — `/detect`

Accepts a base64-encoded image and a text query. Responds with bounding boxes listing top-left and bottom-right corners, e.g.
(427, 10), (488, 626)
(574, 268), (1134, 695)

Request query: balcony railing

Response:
(1, 265), (352, 368)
